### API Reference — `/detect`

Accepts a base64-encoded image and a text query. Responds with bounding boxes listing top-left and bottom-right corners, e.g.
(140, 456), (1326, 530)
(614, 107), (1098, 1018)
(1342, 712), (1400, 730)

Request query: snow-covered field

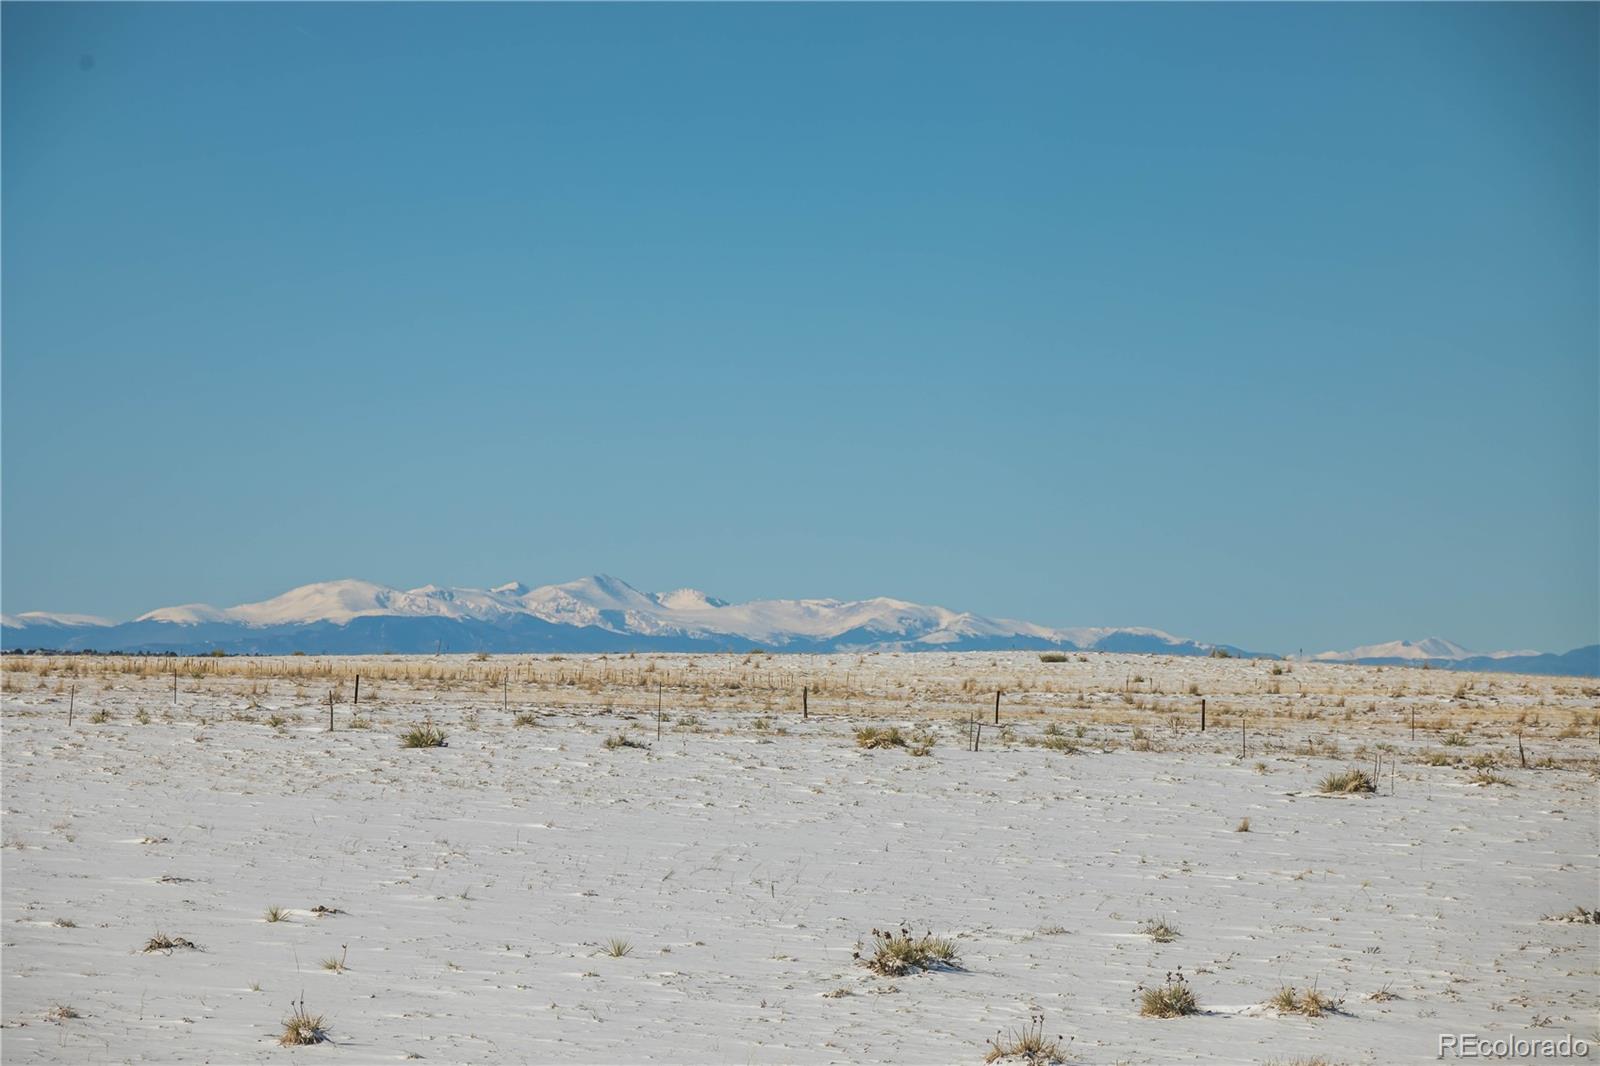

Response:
(3, 652), (1596, 1064)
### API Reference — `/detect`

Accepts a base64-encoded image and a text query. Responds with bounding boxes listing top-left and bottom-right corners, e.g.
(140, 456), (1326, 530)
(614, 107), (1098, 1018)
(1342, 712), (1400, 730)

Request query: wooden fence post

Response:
(354, 674), (360, 710)
(328, 689), (334, 732)
(1200, 698), (1206, 732)
(802, 685), (808, 720)
(994, 689), (1001, 725)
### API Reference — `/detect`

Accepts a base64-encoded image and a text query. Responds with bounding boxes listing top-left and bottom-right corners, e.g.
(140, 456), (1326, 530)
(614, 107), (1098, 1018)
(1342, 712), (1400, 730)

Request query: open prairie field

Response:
(3, 651), (1597, 1064)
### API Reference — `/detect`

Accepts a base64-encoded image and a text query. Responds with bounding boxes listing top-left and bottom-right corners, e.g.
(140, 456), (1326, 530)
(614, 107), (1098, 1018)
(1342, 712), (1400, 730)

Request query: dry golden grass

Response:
(277, 996), (329, 1046)
(854, 926), (960, 976)
(8, 652), (1595, 752)
(1138, 970), (1198, 1017)
(1268, 983), (1343, 1017)
(985, 1013), (1068, 1064)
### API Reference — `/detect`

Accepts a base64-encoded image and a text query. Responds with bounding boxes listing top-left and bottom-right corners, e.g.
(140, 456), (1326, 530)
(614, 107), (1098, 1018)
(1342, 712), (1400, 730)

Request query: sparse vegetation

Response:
(1138, 970), (1198, 1017)
(1235, 817), (1251, 832)
(603, 937), (634, 958)
(603, 732), (647, 750)
(142, 931), (198, 953)
(278, 995), (329, 1046)
(400, 721), (448, 748)
(1139, 917), (1180, 943)
(1038, 652), (1070, 663)
(854, 726), (907, 750)
(264, 905), (288, 923)
(1543, 905), (1600, 924)
(1469, 769), (1513, 786)
(985, 1013), (1068, 1064)
(320, 945), (348, 973)
(854, 925), (960, 976)
(1318, 769), (1376, 794)
(1268, 983), (1343, 1017)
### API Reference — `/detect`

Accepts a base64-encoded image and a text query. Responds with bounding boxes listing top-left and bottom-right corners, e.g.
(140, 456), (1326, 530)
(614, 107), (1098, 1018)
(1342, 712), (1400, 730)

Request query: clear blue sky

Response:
(3, 3), (1595, 654)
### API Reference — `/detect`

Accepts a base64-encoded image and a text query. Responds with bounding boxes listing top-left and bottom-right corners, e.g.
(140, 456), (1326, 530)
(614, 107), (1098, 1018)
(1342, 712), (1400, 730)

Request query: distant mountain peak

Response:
(654, 588), (729, 610)
(5, 579), (1587, 676)
(2, 574), (1262, 660)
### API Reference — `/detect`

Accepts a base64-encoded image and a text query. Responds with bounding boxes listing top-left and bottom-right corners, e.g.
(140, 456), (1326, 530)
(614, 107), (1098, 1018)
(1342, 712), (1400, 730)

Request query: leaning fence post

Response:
(994, 689), (1001, 725)
(68, 684), (75, 727)
(354, 674), (360, 710)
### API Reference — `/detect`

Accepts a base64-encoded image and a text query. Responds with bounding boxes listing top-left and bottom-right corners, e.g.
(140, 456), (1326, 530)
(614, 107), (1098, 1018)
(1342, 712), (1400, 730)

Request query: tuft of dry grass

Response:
(320, 945), (348, 973)
(1468, 769), (1513, 786)
(264, 905), (288, 923)
(513, 712), (539, 727)
(278, 995), (329, 1046)
(1139, 917), (1180, 943)
(1317, 769), (1376, 794)
(142, 931), (198, 954)
(45, 1004), (80, 1022)
(1268, 983), (1343, 1017)
(1543, 905), (1599, 924)
(603, 733), (647, 750)
(854, 726), (908, 750)
(1235, 817), (1251, 832)
(603, 937), (634, 958)
(854, 925), (961, 976)
(1138, 970), (1198, 1017)
(984, 1013), (1069, 1064)
(400, 720), (448, 748)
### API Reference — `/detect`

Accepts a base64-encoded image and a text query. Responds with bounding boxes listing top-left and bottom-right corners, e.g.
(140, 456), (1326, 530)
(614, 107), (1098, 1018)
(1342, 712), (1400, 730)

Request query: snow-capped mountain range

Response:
(2, 576), (1595, 675)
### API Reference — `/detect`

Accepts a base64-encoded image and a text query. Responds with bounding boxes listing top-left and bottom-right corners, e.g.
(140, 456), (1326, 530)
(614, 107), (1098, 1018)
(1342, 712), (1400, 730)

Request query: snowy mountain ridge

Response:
(3, 576), (1594, 674)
